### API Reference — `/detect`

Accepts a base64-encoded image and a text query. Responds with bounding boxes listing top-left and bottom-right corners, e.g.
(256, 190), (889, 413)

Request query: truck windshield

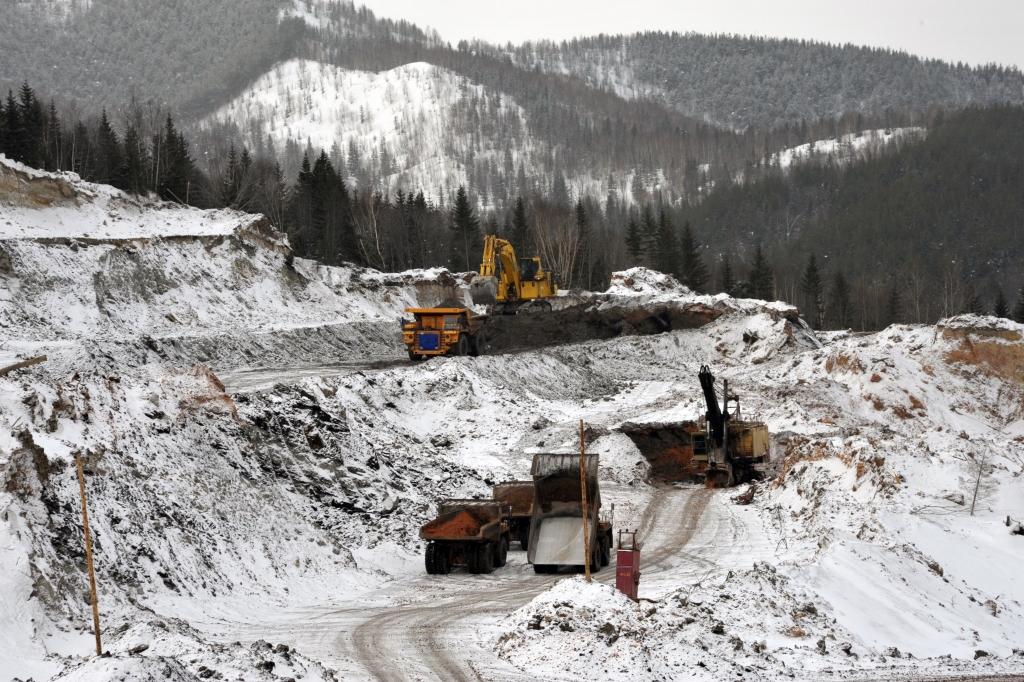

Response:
(443, 316), (461, 330)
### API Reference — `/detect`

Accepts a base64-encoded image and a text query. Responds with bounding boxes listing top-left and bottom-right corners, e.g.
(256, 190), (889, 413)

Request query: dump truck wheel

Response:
(590, 545), (601, 574)
(472, 332), (486, 357)
(437, 546), (452, 574)
(425, 543), (439, 574)
(599, 536), (610, 567)
(466, 545), (480, 574)
(477, 542), (495, 574)
(408, 349), (424, 362)
(493, 537), (508, 568)
(455, 334), (470, 356)
(519, 526), (530, 552)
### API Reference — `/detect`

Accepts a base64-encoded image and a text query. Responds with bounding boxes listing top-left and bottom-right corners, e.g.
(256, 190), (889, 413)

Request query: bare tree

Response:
(956, 449), (997, 516)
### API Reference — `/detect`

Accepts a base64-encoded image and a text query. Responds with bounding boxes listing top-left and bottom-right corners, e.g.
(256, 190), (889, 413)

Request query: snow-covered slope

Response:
(2, 163), (1022, 680)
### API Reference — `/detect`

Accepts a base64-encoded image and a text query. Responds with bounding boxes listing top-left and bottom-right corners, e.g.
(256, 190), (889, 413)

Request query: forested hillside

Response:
(0, 0), (303, 117)
(662, 105), (1024, 328)
(499, 33), (1024, 129)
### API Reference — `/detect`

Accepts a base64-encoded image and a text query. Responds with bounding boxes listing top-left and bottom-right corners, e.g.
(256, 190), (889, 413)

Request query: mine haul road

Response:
(208, 486), (715, 682)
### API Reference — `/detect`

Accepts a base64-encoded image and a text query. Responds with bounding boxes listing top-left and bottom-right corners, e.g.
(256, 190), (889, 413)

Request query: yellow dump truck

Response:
(402, 307), (488, 361)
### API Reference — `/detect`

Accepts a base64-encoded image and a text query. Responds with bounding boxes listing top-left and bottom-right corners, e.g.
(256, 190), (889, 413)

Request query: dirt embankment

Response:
(483, 301), (722, 352)
(939, 317), (1024, 384)
(619, 422), (706, 482)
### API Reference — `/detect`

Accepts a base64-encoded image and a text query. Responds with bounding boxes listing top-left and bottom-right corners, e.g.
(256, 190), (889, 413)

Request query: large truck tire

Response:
(590, 544), (602, 574)
(455, 334), (470, 356)
(493, 537), (508, 568)
(425, 542), (439, 574)
(476, 542), (495, 574)
(467, 545), (480, 574)
(408, 349), (424, 362)
(599, 535), (610, 567)
(471, 332), (486, 357)
(436, 545), (452, 574)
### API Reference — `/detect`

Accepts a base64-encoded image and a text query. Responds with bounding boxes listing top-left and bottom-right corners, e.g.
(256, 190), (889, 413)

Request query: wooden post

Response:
(580, 419), (591, 583)
(76, 453), (102, 656)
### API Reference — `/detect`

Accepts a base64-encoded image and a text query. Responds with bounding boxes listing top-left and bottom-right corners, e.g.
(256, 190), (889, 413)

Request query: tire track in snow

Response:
(349, 486), (714, 681)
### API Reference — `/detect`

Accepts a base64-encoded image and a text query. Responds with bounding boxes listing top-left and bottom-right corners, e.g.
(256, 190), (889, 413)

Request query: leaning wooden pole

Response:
(580, 420), (591, 583)
(76, 452), (102, 656)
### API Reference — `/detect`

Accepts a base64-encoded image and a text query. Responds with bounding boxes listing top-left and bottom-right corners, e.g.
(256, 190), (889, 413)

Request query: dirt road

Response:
(340, 486), (714, 682)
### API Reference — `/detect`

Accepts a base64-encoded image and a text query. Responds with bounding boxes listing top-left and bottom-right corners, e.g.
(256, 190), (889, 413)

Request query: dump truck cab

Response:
(402, 307), (488, 361)
(492, 481), (534, 551)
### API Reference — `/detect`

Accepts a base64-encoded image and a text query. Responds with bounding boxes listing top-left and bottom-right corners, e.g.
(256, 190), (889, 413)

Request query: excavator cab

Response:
(519, 258), (540, 280)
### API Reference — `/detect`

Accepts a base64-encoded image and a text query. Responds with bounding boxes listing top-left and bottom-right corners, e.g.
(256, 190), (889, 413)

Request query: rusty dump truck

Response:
(402, 307), (488, 361)
(420, 499), (510, 574)
(528, 453), (613, 573)
(492, 481), (534, 551)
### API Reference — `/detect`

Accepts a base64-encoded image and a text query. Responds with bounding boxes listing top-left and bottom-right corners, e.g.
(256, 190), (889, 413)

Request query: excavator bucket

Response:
(470, 275), (499, 305)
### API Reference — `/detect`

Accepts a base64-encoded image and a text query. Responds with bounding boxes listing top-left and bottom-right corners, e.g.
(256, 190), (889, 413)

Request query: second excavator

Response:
(469, 235), (558, 314)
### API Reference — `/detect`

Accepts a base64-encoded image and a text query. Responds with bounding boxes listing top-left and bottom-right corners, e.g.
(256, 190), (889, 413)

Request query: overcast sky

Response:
(359, 0), (1023, 69)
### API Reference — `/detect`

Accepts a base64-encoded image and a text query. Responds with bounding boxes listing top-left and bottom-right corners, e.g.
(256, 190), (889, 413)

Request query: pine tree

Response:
(720, 256), (736, 296)
(654, 208), (678, 276)
(1013, 287), (1024, 323)
(95, 110), (123, 187)
(450, 185), (480, 272)
(993, 288), (1009, 319)
(749, 245), (774, 301)
(17, 82), (45, 169)
(964, 285), (984, 315)
(346, 137), (360, 178)
(121, 123), (149, 195)
(828, 268), (852, 329)
(154, 116), (193, 203)
(70, 120), (92, 177)
(3, 90), (25, 163)
(640, 205), (658, 263)
(677, 221), (708, 292)
(625, 217), (643, 264)
(44, 100), (61, 171)
(574, 198), (591, 289)
(800, 253), (824, 329)
(885, 284), (901, 326)
(510, 196), (531, 257)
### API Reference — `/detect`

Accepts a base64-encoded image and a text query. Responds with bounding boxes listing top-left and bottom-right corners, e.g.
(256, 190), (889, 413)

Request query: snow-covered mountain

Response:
(204, 58), (658, 211)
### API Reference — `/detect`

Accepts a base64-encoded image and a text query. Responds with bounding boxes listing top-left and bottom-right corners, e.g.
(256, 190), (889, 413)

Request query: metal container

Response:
(615, 529), (641, 601)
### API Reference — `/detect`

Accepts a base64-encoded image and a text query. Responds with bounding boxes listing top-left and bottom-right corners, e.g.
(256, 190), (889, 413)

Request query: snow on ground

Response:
(772, 127), (926, 170)
(2, 165), (1024, 680)
(0, 155), (258, 240)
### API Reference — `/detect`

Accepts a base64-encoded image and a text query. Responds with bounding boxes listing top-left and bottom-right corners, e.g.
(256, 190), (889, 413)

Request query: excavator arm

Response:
(471, 235), (522, 304)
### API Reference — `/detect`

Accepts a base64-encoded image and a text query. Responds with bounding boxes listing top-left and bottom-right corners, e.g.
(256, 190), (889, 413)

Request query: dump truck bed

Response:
(527, 453), (601, 567)
(419, 500), (504, 542)
(492, 481), (534, 518)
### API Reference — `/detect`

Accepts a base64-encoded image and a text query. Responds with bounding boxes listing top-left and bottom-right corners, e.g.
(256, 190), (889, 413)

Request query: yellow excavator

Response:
(469, 235), (558, 314)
